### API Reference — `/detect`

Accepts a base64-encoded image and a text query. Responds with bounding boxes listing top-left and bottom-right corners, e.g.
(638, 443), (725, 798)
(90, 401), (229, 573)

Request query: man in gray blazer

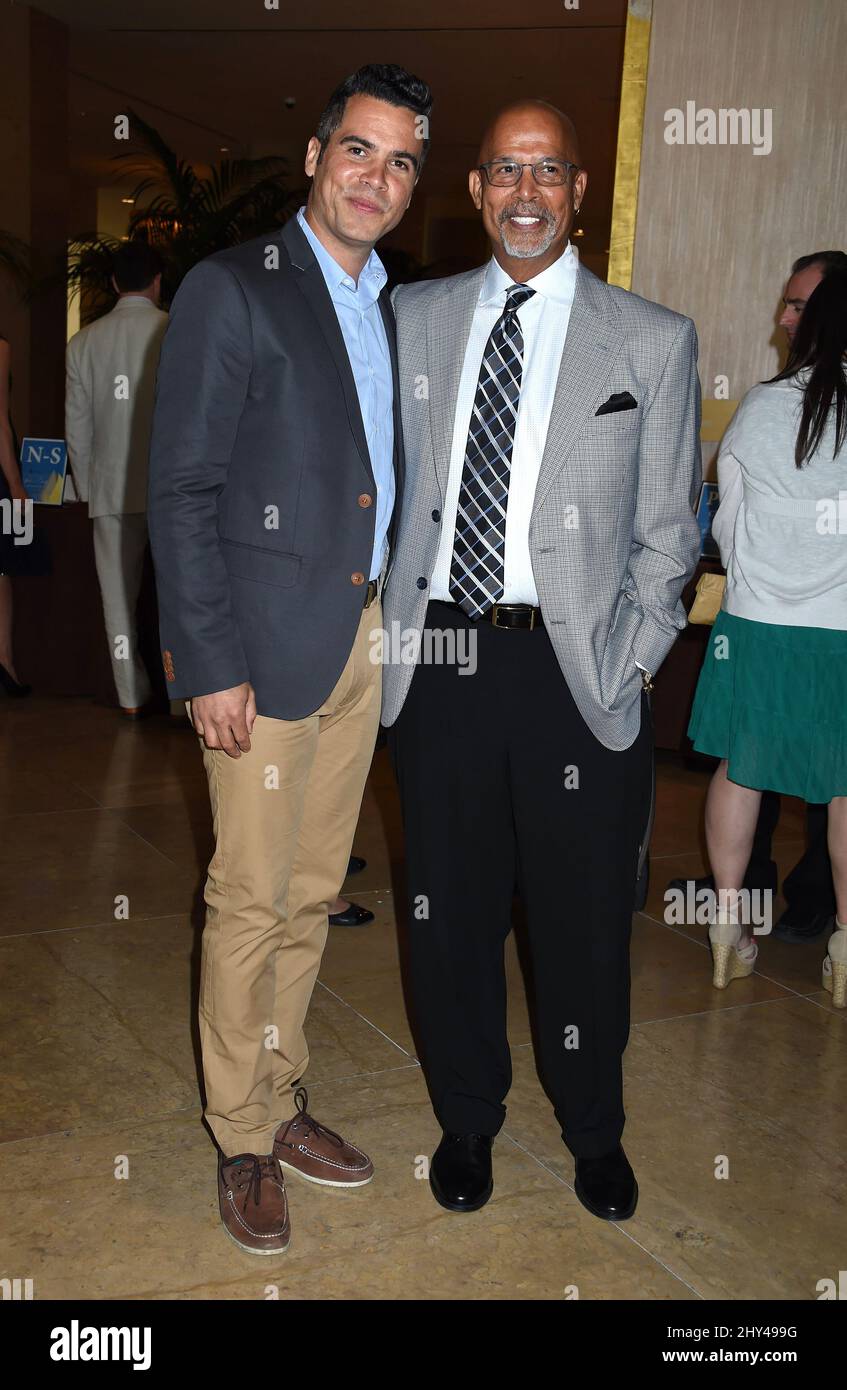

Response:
(382, 101), (701, 1220)
(148, 64), (431, 1256)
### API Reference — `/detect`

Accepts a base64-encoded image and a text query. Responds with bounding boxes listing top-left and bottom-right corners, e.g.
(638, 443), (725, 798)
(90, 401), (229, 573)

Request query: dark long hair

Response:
(769, 268), (847, 467)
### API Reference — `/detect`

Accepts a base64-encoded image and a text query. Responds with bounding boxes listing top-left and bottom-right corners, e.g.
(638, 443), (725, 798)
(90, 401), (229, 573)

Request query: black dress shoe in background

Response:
(574, 1144), (638, 1221)
(666, 870), (778, 897)
(666, 872), (715, 896)
(346, 855), (366, 876)
(0, 664), (31, 697)
(328, 900), (374, 927)
(772, 909), (833, 943)
(430, 1132), (494, 1213)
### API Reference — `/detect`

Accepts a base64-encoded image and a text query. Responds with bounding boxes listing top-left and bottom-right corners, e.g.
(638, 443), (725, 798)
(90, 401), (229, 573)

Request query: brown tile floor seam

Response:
(649, 838), (805, 862)
(634, 913), (831, 1003)
(108, 810), (195, 870)
(315, 980), (418, 1063)
(632, 993), (797, 1029)
(290, 1060), (422, 1090)
(639, 910), (832, 1003)
(0, 1103), (199, 1151)
(36, 933), (194, 1095)
(496, 1131), (706, 1300)
(0, 911), (192, 941)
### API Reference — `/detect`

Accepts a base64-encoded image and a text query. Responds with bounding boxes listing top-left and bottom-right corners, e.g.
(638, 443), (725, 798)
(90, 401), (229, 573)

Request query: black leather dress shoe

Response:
(346, 856), (366, 876)
(772, 910), (833, 943)
(430, 1133), (494, 1213)
(666, 872), (714, 896)
(574, 1144), (638, 1221)
(328, 900), (374, 927)
(0, 664), (31, 697)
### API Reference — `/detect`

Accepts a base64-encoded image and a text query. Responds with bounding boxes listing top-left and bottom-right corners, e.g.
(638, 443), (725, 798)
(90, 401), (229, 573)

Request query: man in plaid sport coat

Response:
(381, 100), (702, 1221)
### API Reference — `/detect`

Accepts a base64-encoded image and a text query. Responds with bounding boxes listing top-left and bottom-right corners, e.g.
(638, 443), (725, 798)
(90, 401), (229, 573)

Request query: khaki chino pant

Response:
(197, 599), (382, 1159)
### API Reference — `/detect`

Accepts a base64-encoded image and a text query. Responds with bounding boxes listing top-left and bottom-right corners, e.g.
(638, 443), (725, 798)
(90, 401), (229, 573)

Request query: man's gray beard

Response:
(499, 217), (557, 259)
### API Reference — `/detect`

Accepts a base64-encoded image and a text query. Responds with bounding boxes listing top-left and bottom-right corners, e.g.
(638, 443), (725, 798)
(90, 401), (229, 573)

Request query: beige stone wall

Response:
(631, 0), (846, 435)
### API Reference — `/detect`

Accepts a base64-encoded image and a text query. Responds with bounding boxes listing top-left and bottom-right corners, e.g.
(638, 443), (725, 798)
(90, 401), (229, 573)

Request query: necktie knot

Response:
(504, 284), (535, 315)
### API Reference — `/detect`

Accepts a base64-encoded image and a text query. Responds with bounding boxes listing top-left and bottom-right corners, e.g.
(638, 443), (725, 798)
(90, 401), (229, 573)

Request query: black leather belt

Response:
(364, 579), (379, 609)
(486, 602), (544, 630)
(435, 600), (544, 630)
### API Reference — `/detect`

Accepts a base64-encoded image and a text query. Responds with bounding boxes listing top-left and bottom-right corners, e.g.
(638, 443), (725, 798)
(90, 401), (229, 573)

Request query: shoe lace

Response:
(277, 1086), (344, 1149)
(226, 1154), (279, 1207)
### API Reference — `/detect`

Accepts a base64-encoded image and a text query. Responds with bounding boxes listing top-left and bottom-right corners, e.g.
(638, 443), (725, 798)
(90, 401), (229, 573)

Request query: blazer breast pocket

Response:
(220, 537), (302, 588)
(587, 408), (641, 436)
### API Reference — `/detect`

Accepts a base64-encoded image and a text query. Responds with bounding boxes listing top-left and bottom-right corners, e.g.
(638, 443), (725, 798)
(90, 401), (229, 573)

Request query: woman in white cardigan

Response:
(688, 269), (847, 1003)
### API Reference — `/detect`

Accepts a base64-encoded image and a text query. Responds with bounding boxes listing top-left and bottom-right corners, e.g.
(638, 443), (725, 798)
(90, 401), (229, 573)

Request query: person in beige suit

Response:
(66, 243), (168, 713)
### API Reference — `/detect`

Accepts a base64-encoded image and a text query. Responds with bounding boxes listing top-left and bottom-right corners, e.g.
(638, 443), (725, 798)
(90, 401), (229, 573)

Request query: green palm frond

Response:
(66, 109), (303, 316)
(0, 230), (33, 297)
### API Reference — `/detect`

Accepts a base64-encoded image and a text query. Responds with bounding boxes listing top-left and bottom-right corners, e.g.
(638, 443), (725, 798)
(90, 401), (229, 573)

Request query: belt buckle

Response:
(491, 603), (535, 630)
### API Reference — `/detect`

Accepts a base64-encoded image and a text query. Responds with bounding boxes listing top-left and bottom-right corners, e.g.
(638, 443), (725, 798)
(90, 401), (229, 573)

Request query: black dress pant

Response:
(388, 601), (652, 1159)
(747, 794), (834, 916)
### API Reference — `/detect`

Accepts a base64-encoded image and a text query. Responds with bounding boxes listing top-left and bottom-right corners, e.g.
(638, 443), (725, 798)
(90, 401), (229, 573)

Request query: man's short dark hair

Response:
(112, 241), (164, 292)
(791, 249), (847, 278)
(314, 63), (433, 170)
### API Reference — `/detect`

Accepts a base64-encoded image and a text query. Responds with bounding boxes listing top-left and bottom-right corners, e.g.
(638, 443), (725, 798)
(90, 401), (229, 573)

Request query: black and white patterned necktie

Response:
(449, 283), (536, 617)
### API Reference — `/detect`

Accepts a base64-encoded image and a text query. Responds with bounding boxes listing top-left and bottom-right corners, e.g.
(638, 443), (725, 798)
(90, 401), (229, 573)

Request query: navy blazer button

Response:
(432, 509), (440, 522)
(417, 577), (427, 589)
(358, 494), (373, 508)
(351, 572), (365, 585)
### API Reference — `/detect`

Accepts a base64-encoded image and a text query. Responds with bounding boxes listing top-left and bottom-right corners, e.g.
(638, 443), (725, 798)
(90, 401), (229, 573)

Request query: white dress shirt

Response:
(430, 243), (578, 605)
(295, 208), (394, 580)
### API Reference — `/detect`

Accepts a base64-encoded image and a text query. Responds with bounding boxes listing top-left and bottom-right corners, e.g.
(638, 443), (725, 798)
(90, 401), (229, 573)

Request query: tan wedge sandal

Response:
(709, 915), (759, 990)
(822, 923), (847, 1009)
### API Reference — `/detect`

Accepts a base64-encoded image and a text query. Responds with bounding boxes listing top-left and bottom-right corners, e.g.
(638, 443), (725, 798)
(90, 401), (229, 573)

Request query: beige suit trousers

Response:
(197, 598), (382, 1159)
(91, 513), (153, 710)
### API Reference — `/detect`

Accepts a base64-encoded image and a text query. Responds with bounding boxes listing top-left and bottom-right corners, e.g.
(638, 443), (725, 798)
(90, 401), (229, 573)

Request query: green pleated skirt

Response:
(687, 609), (847, 802)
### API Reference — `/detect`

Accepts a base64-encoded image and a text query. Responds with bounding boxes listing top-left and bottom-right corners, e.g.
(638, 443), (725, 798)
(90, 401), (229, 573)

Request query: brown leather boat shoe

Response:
(273, 1087), (374, 1188)
(218, 1152), (291, 1255)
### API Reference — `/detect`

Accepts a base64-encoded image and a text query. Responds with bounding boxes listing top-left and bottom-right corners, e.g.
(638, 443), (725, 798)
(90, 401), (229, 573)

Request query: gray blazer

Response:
(381, 261), (702, 751)
(148, 218), (404, 716)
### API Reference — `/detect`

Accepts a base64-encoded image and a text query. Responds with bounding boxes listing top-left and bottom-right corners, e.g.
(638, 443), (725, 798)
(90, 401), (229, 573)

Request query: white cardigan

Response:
(711, 373), (847, 631)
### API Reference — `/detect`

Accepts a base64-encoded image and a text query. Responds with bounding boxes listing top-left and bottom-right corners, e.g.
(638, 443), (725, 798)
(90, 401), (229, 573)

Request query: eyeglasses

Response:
(478, 159), (580, 187)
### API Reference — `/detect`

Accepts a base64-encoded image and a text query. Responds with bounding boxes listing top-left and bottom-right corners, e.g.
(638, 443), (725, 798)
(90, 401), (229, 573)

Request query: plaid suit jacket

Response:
(381, 260), (702, 751)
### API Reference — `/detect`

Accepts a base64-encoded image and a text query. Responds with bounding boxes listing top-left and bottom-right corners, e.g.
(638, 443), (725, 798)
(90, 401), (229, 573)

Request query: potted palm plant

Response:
(67, 109), (303, 319)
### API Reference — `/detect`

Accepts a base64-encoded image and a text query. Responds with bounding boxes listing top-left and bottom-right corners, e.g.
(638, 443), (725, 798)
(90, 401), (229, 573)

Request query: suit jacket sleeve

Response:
(147, 258), (252, 697)
(629, 316), (702, 676)
(64, 340), (92, 503)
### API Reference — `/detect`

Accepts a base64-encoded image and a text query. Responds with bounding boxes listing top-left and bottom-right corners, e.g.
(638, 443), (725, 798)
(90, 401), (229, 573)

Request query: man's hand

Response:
(190, 682), (257, 757)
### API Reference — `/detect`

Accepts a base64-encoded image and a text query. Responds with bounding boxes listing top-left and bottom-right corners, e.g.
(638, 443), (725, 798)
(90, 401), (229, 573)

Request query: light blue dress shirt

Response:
(296, 206), (395, 580)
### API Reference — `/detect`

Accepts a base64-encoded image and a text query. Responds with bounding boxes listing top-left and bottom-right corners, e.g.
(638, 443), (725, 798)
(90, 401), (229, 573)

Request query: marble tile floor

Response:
(0, 697), (844, 1301)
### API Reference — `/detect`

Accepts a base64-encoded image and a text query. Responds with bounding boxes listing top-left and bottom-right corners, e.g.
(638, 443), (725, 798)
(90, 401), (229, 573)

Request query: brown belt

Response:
(364, 579), (379, 609)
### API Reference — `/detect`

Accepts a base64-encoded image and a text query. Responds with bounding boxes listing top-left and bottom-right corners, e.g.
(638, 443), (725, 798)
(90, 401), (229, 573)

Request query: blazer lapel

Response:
(281, 218), (374, 485)
(378, 287), (405, 553)
(427, 267), (486, 499)
(531, 263), (626, 519)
